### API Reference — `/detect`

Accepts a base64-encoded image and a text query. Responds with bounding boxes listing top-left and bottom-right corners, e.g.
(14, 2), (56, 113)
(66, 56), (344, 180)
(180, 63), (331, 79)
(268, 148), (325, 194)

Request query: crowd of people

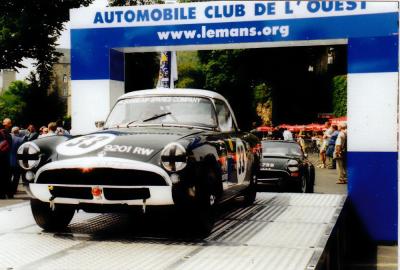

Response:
(318, 121), (348, 184)
(0, 118), (70, 199)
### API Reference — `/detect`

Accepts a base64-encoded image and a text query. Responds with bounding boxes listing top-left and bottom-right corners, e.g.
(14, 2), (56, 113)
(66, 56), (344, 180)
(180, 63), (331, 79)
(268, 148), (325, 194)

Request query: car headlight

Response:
(17, 142), (41, 170)
(160, 142), (187, 172)
(287, 159), (299, 172)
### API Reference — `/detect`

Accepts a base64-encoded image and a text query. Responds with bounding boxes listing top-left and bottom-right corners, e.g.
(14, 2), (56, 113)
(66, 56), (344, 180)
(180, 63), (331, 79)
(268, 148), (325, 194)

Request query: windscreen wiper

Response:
(142, 112), (172, 122)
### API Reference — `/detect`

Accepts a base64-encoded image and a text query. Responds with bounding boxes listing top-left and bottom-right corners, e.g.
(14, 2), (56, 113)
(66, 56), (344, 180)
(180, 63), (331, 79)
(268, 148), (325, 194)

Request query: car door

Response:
(214, 99), (250, 191)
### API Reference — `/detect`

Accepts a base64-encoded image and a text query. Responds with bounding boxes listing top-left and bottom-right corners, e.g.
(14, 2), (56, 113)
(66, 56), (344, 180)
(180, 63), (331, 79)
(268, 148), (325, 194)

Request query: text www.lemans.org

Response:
(157, 25), (289, 40)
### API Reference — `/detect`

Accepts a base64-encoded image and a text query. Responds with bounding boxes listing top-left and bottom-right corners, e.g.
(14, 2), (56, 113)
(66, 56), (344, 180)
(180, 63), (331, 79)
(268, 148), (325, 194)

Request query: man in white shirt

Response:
(319, 122), (333, 168)
(283, 128), (293, 141)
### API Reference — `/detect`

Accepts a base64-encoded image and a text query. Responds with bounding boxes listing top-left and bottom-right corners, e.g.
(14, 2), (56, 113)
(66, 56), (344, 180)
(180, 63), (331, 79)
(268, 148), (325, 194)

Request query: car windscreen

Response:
(105, 96), (217, 129)
(262, 142), (303, 157)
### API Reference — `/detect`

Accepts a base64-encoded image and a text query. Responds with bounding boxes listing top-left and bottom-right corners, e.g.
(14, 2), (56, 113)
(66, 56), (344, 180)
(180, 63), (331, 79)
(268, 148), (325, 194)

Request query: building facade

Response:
(0, 69), (16, 94)
(50, 49), (71, 116)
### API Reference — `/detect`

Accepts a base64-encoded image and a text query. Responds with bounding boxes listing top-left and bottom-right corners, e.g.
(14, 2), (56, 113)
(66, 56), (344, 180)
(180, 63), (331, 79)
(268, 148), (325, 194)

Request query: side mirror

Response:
(95, 121), (105, 128)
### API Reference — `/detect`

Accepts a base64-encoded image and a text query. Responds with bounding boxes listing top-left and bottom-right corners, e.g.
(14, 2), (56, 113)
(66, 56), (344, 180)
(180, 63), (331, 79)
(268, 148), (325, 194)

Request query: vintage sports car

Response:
(18, 89), (260, 233)
(257, 140), (314, 193)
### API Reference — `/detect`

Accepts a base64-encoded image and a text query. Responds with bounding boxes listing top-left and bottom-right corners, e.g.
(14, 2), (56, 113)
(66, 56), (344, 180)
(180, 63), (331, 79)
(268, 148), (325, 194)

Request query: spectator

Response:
(9, 127), (24, 198)
(319, 122), (333, 168)
(334, 123), (347, 184)
(38, 126), (48, 138)
(24, 124), (39, 141)
(271, 126), (283, 140)
(0, 119), (12, 199)
(326, 125), (339, 169)
(56, 120), (69, 135)
(39, 122), (57, 138)
(283, 128), (293, 141)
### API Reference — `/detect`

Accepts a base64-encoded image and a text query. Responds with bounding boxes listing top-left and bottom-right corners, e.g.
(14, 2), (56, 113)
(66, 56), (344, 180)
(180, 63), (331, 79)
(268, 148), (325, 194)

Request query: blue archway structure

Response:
(70, 1), (398, 241)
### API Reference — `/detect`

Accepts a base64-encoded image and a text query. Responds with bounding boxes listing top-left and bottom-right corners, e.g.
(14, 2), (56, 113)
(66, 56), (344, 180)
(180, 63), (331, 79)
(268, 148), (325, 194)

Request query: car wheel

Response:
(31, 199), (75, 231)
(306, 167), (315, 193)
(192, 166), (218, 236)
(297, 175), (307, 193)
(243, 173), (257, 206)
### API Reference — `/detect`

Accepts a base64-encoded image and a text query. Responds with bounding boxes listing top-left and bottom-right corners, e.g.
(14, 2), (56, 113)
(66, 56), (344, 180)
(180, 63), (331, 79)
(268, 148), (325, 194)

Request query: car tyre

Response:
(306, 166), (315, 193)
(297, 175), (308, 193)
(31, 199), (75, 231)
(191, 165), (218, 237)
(243, 172), (257, 206)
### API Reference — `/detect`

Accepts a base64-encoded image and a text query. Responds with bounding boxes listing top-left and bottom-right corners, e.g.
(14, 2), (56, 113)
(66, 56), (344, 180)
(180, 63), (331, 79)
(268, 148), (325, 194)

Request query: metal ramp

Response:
(0, 193), (346, 270)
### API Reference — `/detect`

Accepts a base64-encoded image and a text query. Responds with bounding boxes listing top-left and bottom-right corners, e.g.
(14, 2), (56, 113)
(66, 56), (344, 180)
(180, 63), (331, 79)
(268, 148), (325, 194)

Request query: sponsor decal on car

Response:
(104, 144), (155, 156)
(56, 134), (116, 156)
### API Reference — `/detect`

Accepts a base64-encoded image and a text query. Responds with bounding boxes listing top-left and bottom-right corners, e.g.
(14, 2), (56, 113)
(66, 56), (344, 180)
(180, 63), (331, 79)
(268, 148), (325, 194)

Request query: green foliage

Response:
(198, 50), (258, 130)
(176, 51), (204, 89)
(332, 75), (347, 117)
(0, 0), (92, 71)
(0, 81), (28, 124)
(0, 75), (66, 127)
(253, 83), (273, 126)
(253, 83), (272, 104)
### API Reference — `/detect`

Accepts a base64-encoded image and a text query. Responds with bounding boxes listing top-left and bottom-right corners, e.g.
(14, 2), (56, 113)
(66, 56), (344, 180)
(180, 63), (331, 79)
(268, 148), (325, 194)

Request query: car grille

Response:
(258, 170), (289, 179)
(48, 186), (151, 201)
(37, 168), (167, 186)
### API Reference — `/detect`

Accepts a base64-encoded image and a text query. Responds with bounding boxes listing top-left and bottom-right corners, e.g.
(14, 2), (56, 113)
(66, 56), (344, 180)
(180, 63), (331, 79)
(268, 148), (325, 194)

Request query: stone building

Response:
(0, 69), (16, 94)
(50, 49), (71, 116)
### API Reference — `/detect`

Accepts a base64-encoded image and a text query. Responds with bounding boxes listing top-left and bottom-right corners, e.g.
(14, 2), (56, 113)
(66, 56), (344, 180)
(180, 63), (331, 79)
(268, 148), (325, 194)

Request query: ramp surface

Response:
(0, 193), (345, 270)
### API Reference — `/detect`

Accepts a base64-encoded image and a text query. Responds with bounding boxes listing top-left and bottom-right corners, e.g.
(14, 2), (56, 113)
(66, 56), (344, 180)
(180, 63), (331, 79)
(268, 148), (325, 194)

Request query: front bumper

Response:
(28, 157), (174, 206)
(257, 169), (299, 185)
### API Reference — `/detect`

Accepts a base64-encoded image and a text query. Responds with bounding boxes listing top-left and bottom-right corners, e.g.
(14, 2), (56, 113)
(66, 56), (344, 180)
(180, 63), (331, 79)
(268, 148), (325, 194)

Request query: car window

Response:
(214, 99), (234, 132)
(105, 96), (217, 128)
(262, 142), (303, 157)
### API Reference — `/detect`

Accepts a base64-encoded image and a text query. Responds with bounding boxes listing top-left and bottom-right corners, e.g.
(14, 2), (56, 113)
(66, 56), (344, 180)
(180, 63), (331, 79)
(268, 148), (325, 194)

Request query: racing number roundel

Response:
(236, 139), (247, 183)
(56, 134), (116, 156)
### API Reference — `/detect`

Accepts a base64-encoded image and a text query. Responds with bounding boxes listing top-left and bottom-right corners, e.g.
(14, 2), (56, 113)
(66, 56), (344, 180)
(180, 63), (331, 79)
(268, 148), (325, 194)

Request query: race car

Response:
(17, 88), (260, 233)
(257, 140), (314, 193)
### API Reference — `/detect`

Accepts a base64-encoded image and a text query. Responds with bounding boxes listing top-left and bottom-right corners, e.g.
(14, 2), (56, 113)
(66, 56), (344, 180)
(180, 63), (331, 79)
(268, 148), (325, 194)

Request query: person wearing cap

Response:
(334, 123), (347, 184)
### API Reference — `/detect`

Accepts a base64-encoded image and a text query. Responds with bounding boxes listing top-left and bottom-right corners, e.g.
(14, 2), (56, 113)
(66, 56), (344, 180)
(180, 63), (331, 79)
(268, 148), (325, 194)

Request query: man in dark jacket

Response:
(9, 127), (24, 198)
(0, 118), (12, 199)
(24, 124), (39, 141)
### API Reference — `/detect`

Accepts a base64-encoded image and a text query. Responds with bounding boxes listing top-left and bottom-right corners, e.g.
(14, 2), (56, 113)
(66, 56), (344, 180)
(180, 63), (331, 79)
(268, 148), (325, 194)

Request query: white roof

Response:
(119, 88), (228, 103)
(118, 88), (239, 129)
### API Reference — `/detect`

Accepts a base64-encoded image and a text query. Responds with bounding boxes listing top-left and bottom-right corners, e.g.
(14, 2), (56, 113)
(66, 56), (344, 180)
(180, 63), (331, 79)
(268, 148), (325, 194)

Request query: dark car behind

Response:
(257, 140), (314, 193)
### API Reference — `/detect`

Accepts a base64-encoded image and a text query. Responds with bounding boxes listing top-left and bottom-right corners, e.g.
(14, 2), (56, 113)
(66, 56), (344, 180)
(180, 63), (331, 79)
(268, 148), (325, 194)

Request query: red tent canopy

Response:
(305, 123), (325, 131)
(257, 126), (273, 132)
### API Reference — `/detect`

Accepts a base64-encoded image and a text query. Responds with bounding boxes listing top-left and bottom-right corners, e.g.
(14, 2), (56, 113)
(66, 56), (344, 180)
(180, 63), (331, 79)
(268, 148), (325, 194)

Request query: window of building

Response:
(63, 74), (68, 83)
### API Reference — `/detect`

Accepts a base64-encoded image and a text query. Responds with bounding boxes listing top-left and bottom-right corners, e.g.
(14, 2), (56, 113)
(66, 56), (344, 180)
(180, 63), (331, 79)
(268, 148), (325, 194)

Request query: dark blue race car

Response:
(257, 140), (315, 193)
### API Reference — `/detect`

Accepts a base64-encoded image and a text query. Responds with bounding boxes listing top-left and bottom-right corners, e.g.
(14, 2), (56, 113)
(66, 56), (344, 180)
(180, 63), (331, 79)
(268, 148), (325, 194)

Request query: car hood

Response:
(55, 127), (205, 163)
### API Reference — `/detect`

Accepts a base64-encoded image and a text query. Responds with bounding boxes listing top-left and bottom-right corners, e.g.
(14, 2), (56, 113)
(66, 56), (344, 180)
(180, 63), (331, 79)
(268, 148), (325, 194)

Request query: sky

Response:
(16, 0), (108, 80)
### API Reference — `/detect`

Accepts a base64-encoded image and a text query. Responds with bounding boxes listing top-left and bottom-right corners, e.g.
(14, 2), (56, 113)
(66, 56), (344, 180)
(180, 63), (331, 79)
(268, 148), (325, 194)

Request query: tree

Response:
(176, 51), (204, 89)
(0, 74), (66, 127)
(332, 75), (347, 117)
(0, 80), (28, 124)
(254, 83), (273, 126)
(0, 0), (93, 88)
